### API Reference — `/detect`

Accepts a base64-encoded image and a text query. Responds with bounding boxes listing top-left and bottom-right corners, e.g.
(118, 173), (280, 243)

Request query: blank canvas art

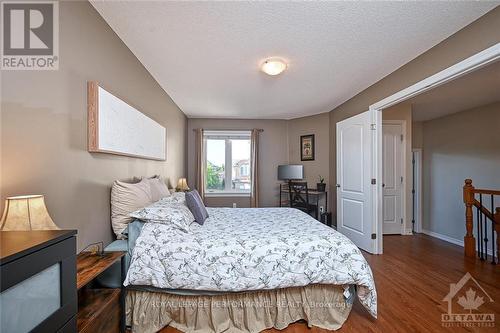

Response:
(87, 81), (166, 160)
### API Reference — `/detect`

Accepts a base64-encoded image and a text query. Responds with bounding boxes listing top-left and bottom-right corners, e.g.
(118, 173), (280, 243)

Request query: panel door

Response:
(336, 110), (374, 252)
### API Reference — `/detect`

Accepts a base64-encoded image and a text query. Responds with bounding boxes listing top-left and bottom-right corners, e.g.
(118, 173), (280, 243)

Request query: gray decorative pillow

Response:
(129, 200), (194, 232)
(186, 190), (209, 225)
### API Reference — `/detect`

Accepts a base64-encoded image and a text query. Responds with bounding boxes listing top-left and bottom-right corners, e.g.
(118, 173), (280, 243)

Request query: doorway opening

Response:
(372, 44), (500, 254)
(335, 43), (499, 254)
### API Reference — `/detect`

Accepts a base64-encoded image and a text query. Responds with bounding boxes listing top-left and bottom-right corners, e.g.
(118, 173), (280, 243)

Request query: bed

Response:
(121, 207), (377, 333)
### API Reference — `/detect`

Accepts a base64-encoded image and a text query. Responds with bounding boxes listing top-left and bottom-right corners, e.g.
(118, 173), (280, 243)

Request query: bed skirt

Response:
(126, 284), (354, 333)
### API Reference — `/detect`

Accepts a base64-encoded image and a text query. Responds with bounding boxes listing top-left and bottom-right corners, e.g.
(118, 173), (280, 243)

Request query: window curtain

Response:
(250, 129), (260, 208)
(194, 129), (205, 200)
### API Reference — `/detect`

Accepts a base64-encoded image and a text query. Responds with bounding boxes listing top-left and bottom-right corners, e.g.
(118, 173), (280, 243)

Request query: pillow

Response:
(127, 220), (145, 257)
(111, 178), (153, 239)
(160, 191), (186, 206)
(129, 200), (195, 232)
(146, 176), (171, 202)
(185, 190), (209, 225)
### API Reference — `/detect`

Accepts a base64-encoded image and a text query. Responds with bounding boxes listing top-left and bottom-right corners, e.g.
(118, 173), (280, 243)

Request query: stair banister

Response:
(463, 179), (476, 258)
(463, 179), (500, 263)
(495, 207), (500, 263)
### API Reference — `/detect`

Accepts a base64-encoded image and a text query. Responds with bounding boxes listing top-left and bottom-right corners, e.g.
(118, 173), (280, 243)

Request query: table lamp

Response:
(176, 178), (190, 192)
(0, 195), (59, 230)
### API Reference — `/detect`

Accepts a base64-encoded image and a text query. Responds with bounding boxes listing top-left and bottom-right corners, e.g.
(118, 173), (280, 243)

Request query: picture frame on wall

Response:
(87, 81), (167, 161)
(300, 134), (315, 161)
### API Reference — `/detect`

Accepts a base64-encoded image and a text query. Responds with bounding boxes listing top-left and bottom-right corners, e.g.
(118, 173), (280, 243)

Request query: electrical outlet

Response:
(232, 203), (237, 208)
(319, 206), (324, 213)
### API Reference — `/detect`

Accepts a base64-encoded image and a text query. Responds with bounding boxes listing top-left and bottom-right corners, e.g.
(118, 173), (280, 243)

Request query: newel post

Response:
(494, 207), (500, 263)
(463, 179), (476, 258)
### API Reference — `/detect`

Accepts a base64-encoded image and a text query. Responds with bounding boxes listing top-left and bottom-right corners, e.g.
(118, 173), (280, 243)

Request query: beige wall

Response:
(328, 7), (500, 213)
(187, 118), (289, 207)
(288, 113), (330, 186)
(0, 1), (187, 250)
(382, 104), (413, 233)
(187, 113), (330, 208)
(412, 121), (424, 149)
(421, 102), (500, 240)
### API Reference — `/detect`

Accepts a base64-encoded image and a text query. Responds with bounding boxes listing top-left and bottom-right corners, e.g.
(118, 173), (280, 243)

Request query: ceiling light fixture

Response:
(261, 58), (287, 76)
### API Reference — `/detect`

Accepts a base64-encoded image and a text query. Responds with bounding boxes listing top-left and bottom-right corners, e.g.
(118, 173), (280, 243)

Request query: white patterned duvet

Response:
(124, 207), (377, 317)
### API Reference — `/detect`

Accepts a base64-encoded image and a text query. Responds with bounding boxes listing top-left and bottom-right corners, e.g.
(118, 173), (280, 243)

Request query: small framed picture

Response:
(300, 134), (315, 161)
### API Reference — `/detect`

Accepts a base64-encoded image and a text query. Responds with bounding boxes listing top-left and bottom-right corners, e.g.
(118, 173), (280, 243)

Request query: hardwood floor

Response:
(159, 234), (500, 333)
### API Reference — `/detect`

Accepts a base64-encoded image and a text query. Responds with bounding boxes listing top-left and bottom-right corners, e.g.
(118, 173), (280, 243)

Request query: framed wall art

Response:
(300, 134), (315, 161)
(87, 81), (166, 160)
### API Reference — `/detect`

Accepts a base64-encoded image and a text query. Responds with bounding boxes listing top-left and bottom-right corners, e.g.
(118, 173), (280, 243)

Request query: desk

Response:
(279, 183), (328, 220)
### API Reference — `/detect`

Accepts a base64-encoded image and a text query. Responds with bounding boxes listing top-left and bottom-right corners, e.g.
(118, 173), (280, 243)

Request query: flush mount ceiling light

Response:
(261, 58), (287, 76)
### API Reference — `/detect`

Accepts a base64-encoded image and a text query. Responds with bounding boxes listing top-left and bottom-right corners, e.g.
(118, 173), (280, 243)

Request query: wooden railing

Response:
(463, 179), (500, 264)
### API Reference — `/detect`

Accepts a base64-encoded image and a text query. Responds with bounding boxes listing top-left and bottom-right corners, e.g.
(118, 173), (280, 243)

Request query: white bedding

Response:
(124, 207), (377, 317)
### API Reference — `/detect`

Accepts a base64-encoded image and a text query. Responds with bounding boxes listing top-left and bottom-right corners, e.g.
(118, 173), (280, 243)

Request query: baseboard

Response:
(421, 229), (494, 256)
(421, 229), (464, 246)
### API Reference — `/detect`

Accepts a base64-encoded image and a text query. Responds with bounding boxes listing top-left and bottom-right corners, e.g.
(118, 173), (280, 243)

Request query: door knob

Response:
(336, 184), (340, 188)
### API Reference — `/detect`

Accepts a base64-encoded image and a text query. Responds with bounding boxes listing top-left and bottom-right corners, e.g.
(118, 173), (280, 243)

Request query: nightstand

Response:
(77, 251), (126, 333)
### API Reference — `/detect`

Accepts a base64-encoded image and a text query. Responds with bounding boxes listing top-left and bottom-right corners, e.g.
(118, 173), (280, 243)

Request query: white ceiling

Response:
(91, 1), (498, 119)
(410, 60), (500, 122)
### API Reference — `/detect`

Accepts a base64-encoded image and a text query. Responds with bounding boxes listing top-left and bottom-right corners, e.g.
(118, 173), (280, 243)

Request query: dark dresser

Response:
(0, 230), (78, 333)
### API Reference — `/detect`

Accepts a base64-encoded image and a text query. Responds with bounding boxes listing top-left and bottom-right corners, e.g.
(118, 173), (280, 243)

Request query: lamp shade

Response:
(0, 195), (59, 230)
(176, 178), (190, 192)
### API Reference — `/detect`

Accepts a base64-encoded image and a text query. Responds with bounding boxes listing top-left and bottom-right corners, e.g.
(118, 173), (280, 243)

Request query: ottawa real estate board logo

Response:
(1, 1), (59, 70)
(442, 272), (495, 328)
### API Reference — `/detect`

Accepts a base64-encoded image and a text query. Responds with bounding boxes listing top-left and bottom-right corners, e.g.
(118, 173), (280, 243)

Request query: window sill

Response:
(205, 192), (251, 198)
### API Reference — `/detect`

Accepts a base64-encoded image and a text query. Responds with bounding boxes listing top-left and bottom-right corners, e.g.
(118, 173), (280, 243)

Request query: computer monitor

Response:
(277, 164), (304, 181)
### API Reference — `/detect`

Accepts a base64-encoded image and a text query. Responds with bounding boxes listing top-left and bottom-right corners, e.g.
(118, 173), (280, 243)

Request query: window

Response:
(204, 131), (251, 196)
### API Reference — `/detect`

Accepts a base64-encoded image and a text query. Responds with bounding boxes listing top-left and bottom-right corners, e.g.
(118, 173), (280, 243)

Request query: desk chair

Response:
(288, 181), (318, 219)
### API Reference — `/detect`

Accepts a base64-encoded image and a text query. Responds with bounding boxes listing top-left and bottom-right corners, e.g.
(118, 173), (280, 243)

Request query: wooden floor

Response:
(159, 234), (500, 332)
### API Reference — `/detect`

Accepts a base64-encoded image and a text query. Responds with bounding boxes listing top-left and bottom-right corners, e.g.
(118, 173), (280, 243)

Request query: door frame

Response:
(382, 120), (406, 235)
(369, 43), (500, 254)
(412, 148), (423, 234)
